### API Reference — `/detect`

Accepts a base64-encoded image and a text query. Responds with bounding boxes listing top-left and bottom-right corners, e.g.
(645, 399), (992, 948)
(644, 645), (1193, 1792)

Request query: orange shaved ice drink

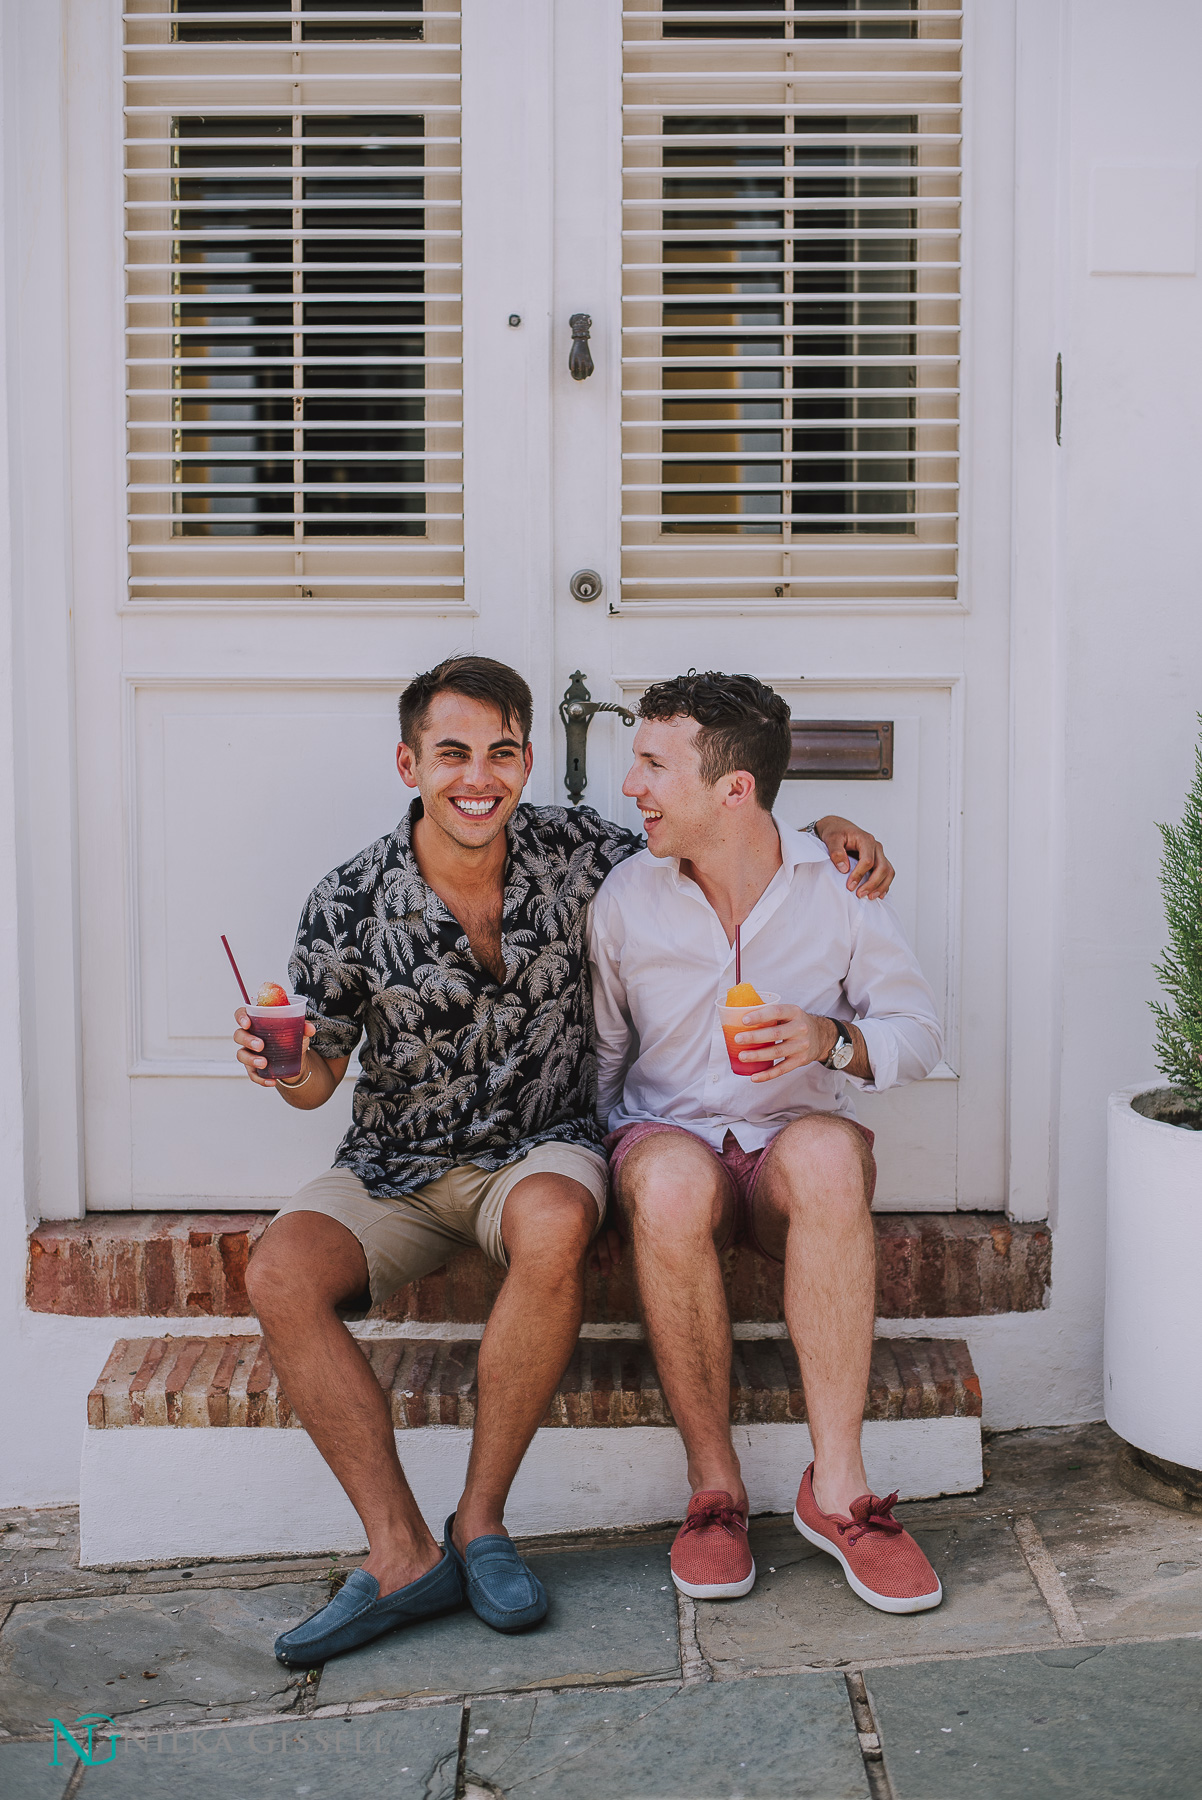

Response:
(716, 983), (779, 1077)
(246, 981), (307, 1080)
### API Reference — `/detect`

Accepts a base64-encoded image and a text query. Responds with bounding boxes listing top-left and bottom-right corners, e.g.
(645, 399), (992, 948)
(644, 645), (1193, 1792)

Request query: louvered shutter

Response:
(124, 0), (462, 604)
(621, 0), (960, 608)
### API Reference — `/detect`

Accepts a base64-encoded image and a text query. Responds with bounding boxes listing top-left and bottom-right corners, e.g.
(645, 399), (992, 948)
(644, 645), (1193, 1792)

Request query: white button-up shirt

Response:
(588, 818), (943, 1151)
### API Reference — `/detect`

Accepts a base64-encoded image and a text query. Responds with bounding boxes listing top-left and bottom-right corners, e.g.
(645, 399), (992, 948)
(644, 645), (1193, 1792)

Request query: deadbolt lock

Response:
(569, 568), (603, 603)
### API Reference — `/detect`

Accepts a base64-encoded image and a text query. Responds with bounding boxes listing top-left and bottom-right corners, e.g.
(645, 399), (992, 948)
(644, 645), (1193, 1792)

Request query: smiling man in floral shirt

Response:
(233, 655), (890, 1666)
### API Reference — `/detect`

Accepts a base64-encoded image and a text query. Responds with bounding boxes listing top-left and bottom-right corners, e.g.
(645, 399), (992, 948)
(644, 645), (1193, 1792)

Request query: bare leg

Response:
(246, 1213), (442, 1595)
(451, 1174), (597, 1550)
(752, 1115), (877, 1517)
(616, 1136), (745, 1511)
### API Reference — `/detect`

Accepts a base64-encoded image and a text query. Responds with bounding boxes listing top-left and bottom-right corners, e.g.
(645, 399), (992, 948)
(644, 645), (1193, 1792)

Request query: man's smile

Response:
(639, 807), (663, 824)
(450, 796), (502, 818)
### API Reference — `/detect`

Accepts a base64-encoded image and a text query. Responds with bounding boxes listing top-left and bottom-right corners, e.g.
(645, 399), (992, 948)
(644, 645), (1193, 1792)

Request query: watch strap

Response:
(823, 1018), (854, 1070)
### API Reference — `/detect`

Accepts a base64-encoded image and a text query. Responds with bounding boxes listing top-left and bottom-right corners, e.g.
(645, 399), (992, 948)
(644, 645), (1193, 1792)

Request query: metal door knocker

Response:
(568, 313), (594, 381)
(560, 671), (635, 804)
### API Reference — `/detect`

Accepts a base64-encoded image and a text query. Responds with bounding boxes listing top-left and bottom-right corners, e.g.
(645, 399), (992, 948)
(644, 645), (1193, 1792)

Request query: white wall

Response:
(1039, 0), (1202, 1433)
(4, 1), (1202, 1506)
(0, 0), (92, 1505)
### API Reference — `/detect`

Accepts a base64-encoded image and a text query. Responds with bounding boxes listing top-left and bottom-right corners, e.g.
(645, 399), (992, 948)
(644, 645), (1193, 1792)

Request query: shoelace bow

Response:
(837, 1491), (903, 1548)
(682, 1500), (746, 1539)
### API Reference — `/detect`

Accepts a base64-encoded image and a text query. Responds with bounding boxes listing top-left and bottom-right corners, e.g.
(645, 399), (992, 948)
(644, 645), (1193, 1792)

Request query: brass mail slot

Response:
(785, 719), (894, 781)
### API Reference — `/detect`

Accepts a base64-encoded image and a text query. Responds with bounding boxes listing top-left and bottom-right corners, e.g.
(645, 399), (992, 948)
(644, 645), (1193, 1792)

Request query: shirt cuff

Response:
(847, 1017), (897, 1094)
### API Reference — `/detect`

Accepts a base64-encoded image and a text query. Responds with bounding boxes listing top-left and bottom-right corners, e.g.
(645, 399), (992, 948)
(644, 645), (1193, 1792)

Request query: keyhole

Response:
(569, 569), (603, 604)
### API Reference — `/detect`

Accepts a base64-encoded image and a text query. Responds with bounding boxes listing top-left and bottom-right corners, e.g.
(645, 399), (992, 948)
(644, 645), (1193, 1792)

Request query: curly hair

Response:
(637, 671), (792, 811)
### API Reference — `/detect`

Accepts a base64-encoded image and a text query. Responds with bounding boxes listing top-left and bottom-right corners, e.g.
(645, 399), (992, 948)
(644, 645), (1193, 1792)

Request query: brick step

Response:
(78, 1332), (984, 1565)
(87, 1333), (983, 1432)
(31, 1209), (1050, 1322)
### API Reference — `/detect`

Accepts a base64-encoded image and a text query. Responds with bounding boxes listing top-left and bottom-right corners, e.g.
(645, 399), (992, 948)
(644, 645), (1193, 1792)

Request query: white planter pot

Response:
(1105, 1084), (1202, 1471)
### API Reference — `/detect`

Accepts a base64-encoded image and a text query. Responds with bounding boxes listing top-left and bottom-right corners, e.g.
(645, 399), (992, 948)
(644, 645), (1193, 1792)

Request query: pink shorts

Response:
(605, 1117), (876, 1263)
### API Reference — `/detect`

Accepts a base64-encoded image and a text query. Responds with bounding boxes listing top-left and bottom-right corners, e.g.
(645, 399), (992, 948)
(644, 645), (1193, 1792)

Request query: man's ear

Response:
(397, 739), (420, 790)
(522, 740), (534, 786)
(722, 770), (757, 809)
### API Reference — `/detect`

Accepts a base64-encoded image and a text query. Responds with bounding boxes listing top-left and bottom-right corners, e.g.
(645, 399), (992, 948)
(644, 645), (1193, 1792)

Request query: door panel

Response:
(79, 0), (477, 1207)
(550, 0), (1005, 1212)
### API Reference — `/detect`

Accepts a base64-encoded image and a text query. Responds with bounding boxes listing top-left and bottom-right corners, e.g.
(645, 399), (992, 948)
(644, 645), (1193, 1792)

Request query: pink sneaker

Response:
(793, 1464), (942, 1614)
(670, 1490), (755, 1600)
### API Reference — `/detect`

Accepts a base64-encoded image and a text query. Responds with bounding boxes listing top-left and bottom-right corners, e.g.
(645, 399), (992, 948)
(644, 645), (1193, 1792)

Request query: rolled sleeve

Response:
(842, 896), (944, 1093)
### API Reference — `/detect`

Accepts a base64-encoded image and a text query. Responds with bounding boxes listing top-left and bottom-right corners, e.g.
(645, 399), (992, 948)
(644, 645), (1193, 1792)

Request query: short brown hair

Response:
(638, 671), (792, 811)
(399, 656), (533, 752)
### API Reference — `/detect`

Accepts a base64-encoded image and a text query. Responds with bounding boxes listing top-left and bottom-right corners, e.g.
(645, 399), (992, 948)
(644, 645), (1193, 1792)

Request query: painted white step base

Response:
(79, 1418), (983, 1567)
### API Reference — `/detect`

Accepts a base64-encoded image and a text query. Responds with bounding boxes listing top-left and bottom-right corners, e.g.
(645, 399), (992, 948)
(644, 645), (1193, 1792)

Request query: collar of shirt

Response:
(655, 818), (829, 966)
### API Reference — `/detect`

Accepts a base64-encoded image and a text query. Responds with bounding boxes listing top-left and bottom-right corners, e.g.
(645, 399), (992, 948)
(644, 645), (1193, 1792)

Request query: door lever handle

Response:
(559, 671), (635, 804)
(568, 313), (594, 381)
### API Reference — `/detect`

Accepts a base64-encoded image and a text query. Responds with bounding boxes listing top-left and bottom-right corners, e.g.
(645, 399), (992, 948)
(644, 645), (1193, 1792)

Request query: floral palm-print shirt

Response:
(288, 798), (641, 1198)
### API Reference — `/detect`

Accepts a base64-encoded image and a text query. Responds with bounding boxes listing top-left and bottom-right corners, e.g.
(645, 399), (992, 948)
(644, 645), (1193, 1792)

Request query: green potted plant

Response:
(1105, 715), (1202, 1503)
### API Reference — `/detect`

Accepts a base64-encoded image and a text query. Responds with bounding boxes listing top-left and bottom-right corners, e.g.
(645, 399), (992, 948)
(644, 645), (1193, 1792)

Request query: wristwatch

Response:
(823, 1018), (855, 1072)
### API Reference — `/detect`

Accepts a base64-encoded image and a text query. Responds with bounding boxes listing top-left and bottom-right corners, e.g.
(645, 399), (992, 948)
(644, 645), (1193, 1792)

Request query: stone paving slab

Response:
(696, 1512), (1059, 1674)
(78, 1709), (462, 1799)
(466, 1674), (869, 1799)
(316, 1545), (680, 1706)
(1, 1512), (100, 1604)
(1, 1507), (346, 1602)
(0, 1742), (72, 1800)
(867, 1638), (1202, 1800)
(1033, 1497), (1202, 1640)
(0, 1584), (320, 1736)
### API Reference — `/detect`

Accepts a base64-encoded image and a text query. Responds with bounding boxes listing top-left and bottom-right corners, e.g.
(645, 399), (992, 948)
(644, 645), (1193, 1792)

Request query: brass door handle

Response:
(559, 671), (635, 804)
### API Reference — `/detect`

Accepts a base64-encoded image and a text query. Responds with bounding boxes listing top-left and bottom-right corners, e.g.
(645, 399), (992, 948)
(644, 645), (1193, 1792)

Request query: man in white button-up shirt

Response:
(589, 672), (945, 1615)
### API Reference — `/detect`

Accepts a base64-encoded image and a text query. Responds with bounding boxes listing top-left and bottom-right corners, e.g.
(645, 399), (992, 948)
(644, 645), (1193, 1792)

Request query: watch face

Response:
(832, 1034), (855, 1070)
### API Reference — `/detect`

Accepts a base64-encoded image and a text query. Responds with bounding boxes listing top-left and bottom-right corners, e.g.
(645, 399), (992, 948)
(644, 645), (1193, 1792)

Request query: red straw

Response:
(735, 923), (741, 986)
(221, 935), (252, 1007)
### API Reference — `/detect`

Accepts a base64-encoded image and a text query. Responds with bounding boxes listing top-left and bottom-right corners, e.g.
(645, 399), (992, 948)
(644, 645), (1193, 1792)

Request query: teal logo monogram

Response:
(50, 1712), (118, 1767)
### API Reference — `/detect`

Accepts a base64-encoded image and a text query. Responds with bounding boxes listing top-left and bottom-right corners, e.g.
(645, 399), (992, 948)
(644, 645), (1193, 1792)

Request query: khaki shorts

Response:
(270, 1141), (609, 1310)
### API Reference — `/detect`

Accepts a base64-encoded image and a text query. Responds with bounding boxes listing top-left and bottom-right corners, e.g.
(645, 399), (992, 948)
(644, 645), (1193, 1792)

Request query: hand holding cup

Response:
(234, 985), (315, 1086)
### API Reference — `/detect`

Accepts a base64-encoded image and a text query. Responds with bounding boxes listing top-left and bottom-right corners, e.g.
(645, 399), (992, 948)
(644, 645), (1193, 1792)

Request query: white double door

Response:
(78, 0), (1007, 1214)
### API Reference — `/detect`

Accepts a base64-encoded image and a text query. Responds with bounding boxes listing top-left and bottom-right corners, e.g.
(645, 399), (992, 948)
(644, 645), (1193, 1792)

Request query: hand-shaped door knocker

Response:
(568, 313), (594, 381)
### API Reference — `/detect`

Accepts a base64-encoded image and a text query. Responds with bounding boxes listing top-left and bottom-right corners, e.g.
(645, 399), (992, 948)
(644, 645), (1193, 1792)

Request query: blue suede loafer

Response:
(444, 1514), (548, 1633)
(274, 1551), (465, 1667)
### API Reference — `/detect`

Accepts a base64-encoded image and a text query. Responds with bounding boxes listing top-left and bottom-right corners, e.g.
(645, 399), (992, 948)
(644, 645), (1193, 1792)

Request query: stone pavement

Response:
(2, 1422), (1201, 1798)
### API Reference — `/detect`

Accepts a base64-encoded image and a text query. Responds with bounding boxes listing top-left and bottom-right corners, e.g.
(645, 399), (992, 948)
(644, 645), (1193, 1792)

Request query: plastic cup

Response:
(245, 998), (307, 1081)
(716, 991), (781, 1076)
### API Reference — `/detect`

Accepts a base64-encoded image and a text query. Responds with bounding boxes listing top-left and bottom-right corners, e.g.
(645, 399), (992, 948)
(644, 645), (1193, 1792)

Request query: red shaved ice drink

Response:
(246, 985), (307, 1081)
